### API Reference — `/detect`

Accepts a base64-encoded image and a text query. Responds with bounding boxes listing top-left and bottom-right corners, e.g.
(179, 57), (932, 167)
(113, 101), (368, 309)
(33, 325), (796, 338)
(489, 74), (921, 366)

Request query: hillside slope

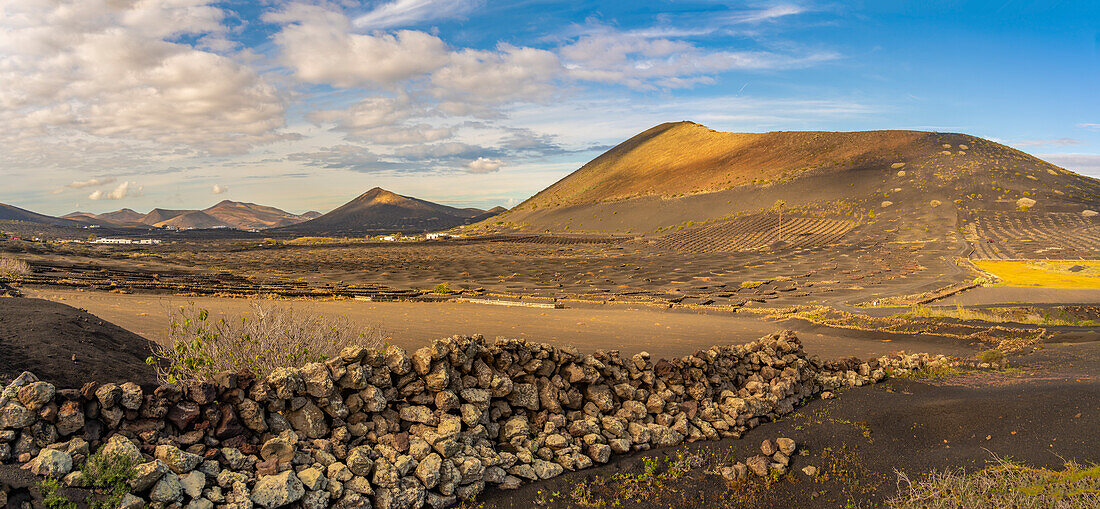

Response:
(491, 122), (1099, 239)
(0, 203), (80, 227)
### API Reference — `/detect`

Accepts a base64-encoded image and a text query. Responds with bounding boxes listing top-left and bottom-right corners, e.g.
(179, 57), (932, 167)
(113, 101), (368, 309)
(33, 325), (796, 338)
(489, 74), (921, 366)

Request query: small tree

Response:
(771, 199), (786, 242)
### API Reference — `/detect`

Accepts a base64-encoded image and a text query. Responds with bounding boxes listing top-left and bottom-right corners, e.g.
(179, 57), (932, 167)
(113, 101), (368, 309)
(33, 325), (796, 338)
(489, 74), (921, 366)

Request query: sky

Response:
(1, 0), (1098, 216)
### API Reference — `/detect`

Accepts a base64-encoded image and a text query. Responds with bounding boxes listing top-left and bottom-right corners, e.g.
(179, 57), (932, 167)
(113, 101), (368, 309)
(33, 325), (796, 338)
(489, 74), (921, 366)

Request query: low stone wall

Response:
(0, 332), (955, 508)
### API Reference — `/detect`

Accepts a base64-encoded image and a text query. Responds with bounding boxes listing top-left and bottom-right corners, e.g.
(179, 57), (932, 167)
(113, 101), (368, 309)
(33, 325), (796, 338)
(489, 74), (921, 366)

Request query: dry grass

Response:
(889, 457), (1100, 508)
(286, 236), (358, 245)
(893, 305), (1095, 326)
(0, 257), (30, 278)
(149, 301), (382, 384)
(974, 260), (1100, 289)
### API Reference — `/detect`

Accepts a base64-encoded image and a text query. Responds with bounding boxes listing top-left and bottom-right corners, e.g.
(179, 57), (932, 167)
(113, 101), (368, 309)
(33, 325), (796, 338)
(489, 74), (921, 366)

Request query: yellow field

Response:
(974, 260), (1100, 289)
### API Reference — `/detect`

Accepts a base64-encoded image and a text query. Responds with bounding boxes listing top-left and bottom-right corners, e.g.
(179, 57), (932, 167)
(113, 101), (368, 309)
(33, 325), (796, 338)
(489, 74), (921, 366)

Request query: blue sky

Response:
(2, 0), (1098, 216)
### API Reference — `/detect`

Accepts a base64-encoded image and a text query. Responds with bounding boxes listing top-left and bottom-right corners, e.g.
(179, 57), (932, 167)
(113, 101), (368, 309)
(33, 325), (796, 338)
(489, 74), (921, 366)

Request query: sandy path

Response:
(25, 288), (975, 360)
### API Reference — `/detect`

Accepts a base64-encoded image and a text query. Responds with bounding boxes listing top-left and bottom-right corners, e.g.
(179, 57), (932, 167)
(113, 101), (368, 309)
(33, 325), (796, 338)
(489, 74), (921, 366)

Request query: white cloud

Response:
(268, 4), (450, 87)
(354, 0), (482, 29)
(66, 177), (117, 189)
(723, 4), (808, 24)
(89, 181), (142, 200)
(559, 28), (838, 89)
(431, 45), (562, 105)
(0, 0), (289, 165)
(1015, 138), (1083, 147)
(467, 157), (504, 174)
(1078, 123), (1100, 130)
(1038, 154), (1100, 177)
(212, 184), (228, 194)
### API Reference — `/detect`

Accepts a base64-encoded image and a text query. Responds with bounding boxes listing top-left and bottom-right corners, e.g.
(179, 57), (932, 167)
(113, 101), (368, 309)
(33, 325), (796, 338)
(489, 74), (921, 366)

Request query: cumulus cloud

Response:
(354, 0), (482, 29)
(89, 181), (142, 200)
(66, 177), (117, 189)
(430, 45), (562, 105)
(466, 157), (504, 173)
(267, 4), (450, 87)
(212, 184), (228, 194)
(0, 0), (289, 162)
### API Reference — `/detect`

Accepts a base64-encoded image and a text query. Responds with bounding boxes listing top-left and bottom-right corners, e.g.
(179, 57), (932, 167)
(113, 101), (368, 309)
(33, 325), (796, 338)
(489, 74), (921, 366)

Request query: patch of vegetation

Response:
(889, 458), (1100, 508)
(40, 477), (77, 509)
(977, 349), (1005, 364)
(741, 280), (767, 289)
(82, 450), (137, 509)
(892, 305), (1096, 327)
(432, 283), (455, 294)
(148, 301), (382, 383)
(0, 256), (31, 277)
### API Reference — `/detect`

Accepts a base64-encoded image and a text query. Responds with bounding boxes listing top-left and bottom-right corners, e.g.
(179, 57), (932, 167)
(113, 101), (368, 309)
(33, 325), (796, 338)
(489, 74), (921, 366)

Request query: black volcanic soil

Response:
(480, 341), (1100, 508)
(0, 297), (157, 387)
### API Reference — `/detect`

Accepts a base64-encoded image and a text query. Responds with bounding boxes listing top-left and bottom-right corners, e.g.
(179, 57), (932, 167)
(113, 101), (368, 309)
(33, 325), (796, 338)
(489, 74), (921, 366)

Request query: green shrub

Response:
(148, 301), (382, 383)
(82, 450), (136, 509)
(977, 349), (1005, 364)
(40, 477), (76, 509)
(432, 283), (454, 294)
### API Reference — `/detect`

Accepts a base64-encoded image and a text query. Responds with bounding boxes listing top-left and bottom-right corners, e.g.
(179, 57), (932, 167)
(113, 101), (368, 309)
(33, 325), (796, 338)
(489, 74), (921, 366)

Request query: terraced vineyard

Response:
(965, 211), (1100, 259)
(654, 215), (857, 253)
(11, 259), (420, 299)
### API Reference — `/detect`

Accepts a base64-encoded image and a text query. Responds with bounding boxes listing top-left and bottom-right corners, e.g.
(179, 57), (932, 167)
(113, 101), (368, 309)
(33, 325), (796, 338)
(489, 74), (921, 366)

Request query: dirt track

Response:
(24, 288), (978, 360)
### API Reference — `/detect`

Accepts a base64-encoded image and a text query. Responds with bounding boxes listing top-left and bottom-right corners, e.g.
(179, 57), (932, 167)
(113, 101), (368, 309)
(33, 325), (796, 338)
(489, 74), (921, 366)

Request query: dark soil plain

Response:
(0, 124), (1098, 507)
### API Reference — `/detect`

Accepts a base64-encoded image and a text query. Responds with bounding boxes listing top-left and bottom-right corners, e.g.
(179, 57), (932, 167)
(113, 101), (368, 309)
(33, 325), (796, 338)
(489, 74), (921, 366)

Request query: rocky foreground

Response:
(0, 332), (960, 508)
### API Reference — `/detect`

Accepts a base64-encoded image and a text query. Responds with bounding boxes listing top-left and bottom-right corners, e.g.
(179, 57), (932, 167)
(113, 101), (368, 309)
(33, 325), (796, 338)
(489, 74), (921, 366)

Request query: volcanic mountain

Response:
(140, 208), (195, 226)
(491, 121), (1100, 236)
(278, 188), (501, 234)
(96, 208), (145, 224)
(198, 200), (308, 229)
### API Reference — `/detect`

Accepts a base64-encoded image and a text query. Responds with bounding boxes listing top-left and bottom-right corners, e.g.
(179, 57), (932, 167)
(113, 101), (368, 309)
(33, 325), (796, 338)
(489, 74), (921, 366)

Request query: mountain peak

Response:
(357, 187), (407, 205)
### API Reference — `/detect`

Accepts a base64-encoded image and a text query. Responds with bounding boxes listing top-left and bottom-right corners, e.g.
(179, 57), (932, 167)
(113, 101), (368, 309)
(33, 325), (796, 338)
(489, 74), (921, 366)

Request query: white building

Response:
(425, 233), (451, 240)
(94, 238), (133, 244)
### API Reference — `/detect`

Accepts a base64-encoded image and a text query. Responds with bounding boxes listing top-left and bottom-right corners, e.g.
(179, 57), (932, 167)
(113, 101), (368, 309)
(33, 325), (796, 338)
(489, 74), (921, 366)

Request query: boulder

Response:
(130, 459), (170, 492)
(286, 401), (329, 438)
(155, 444), (203, 474)
(251, 470), (305, 508)
(17, 382), (55, 411)
(150, 471), (182, 503)
(27, 448), (72, 477)
(98, 434), (143, 464)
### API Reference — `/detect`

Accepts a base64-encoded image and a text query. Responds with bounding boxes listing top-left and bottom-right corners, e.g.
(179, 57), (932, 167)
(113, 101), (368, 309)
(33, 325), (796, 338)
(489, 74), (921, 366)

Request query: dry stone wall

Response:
(0, 331), (955, 509)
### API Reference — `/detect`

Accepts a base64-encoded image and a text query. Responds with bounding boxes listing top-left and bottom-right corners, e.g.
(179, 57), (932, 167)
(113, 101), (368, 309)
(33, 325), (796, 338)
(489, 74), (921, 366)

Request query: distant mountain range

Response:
(275, 188), (504, 234)
(60, 200), (320, 230)
(4, 192), (504, 234)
